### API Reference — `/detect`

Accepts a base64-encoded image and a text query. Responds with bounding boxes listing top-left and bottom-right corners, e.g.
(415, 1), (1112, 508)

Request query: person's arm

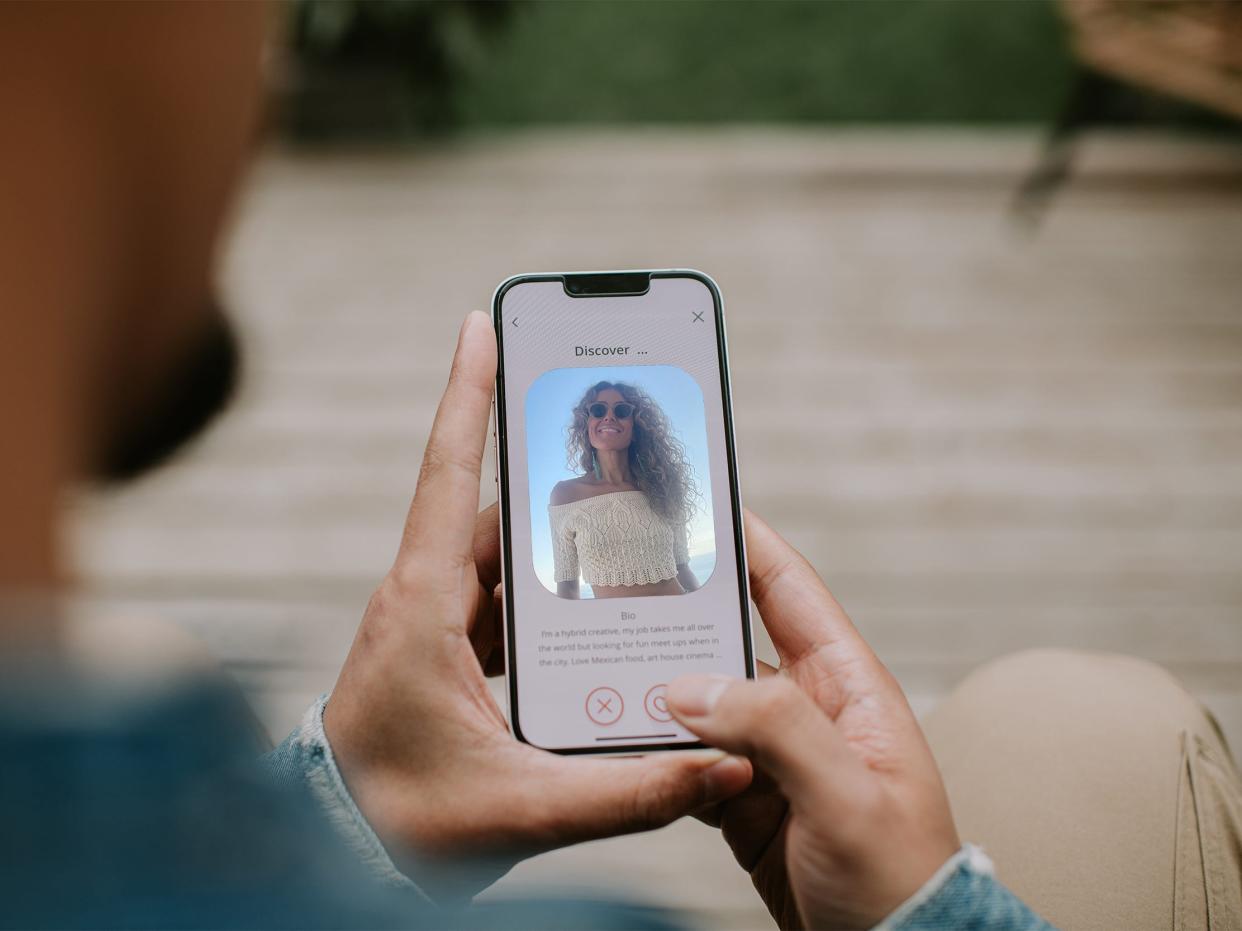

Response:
(550, 487), (581, 599)
(667, 511), (1055, 931)
(674, 522), (698, 592)
(875, 846), (1054, 931)
(262, 695), (432, 898)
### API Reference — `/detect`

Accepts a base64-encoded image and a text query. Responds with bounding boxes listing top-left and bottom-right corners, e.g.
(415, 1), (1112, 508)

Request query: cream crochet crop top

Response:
(549, 490), (690, 588)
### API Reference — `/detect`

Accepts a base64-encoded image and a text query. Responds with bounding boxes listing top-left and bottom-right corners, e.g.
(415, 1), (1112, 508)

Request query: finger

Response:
(745, 512), (914, 729)
(744, 509), (872, 667)
(484, 588), (505, 675)
(467, 586), (500, 669)
(397, 312), (496, 572)
(469, 587), (505, 676)
(667, 674), (871, 813)
(467, 505), (505, 669)
(692, 760), (785, 836)
(473, 503), (502, 592)
(757, 659), (778, 678)
(531, 751), (753, 844)
(483, 643), (505, 678)
(719, 791), (791, 874)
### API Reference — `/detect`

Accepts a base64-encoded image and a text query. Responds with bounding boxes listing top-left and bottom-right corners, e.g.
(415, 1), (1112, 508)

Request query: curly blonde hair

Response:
(567, 381), (698, 526)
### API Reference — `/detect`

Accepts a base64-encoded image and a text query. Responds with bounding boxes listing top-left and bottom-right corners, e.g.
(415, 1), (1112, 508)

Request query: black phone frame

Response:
(492, 269), (755, 755)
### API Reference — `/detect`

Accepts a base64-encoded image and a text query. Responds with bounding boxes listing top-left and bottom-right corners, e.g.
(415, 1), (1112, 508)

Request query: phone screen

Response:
(494, 270), (754, 753)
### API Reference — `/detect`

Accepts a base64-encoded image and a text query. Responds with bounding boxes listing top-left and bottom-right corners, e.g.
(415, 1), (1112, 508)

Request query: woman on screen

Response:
(550, 381), (701, 599)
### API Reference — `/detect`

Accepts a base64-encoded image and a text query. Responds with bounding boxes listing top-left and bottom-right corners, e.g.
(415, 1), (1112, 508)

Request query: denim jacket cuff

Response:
(873, 844), (1055, 931)
(270, 694), (433, 903)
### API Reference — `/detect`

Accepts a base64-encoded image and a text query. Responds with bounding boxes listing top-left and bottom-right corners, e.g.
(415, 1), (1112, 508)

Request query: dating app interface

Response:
(498, 275), (750, 750)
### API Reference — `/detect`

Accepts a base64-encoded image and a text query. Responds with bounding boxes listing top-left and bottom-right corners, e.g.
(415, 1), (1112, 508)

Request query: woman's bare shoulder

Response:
(550, 477), (593, 506)
(550, 477), (644, 507)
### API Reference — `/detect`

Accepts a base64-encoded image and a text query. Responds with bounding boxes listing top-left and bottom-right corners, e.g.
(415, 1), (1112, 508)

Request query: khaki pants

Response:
(923, 650), (1242, 931)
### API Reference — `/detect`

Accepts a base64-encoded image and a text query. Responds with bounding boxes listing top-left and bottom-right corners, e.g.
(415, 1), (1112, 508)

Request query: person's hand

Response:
(322, 312), (753, 900)
(669, 513), (960, 930)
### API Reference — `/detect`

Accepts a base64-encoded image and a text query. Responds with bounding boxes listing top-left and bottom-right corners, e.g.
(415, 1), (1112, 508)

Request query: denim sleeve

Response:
(262, 693), (433, 901)
(265, 703), (1055, 930)
(874, 846), (1058, 931)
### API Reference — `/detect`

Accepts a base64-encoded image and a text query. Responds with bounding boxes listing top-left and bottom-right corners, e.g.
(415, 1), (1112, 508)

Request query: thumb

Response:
(530, 750), (753, 844)
(667, 674), (871, 814)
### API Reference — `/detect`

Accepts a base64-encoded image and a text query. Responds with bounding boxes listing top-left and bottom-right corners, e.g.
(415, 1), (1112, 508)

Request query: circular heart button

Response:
(644, 684), (673, 723)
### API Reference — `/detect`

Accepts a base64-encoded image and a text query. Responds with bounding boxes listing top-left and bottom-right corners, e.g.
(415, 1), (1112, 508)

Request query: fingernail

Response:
(703, 755), (751, 799)
(668, 674), (732, 716)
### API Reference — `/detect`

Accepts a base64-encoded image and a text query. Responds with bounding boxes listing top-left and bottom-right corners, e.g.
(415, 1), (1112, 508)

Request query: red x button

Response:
(585, 686), (624, 726)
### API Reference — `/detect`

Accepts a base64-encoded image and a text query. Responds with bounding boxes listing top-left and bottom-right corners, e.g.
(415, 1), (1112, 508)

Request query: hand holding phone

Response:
(322, 312), (752, 899)
(668, 512), (961, 930)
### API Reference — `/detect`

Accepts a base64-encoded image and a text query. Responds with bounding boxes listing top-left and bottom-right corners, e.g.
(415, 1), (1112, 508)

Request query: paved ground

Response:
(70, 129), (1242, 927)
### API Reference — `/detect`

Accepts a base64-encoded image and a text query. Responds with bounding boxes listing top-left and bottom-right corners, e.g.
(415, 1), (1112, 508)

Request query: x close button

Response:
(692, 311), (705, 323)
(585, 686), (624, 726)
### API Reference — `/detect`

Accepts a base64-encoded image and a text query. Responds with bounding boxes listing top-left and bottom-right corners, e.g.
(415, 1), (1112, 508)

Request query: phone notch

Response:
(563, 272), (651, 298)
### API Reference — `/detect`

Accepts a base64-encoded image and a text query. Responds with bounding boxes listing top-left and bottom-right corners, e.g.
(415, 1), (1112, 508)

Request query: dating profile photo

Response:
(525, 365), (716, 600)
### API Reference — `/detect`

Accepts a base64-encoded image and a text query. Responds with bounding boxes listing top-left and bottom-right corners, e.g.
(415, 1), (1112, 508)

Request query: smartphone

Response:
(492, 269), (755, 754)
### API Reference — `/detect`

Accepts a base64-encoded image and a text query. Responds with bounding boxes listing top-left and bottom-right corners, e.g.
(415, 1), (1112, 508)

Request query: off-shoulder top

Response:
(549, 490), (690, 587)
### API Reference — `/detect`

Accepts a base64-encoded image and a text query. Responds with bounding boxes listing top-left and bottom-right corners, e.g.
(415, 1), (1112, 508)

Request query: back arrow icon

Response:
(513, 317), (519, 327)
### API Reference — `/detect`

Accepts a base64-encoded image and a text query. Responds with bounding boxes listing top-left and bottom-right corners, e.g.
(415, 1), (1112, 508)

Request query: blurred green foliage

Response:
(286, 0), (520, 139)
(457, 0), (1076, 125)
(285, 0), (1083, 139)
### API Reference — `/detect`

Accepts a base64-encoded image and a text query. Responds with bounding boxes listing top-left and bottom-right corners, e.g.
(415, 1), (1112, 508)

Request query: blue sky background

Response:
(525, 364), (716, 595)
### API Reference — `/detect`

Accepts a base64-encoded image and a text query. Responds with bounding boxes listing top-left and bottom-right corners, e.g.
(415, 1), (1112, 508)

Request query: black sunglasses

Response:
(586, 401), (635, 420)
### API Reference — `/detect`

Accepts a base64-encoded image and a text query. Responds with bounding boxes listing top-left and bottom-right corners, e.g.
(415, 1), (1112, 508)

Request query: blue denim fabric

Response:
(0, 673), (675, 930)
(277, 696), (1059, 931)
(880, 847), (1058, 931)
(261, 694), (430, 895)
(1, 669), (1053, 930)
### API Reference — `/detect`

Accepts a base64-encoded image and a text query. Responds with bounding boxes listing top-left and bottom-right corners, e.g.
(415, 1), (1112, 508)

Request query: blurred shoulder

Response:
(550, 478), (591, 507)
